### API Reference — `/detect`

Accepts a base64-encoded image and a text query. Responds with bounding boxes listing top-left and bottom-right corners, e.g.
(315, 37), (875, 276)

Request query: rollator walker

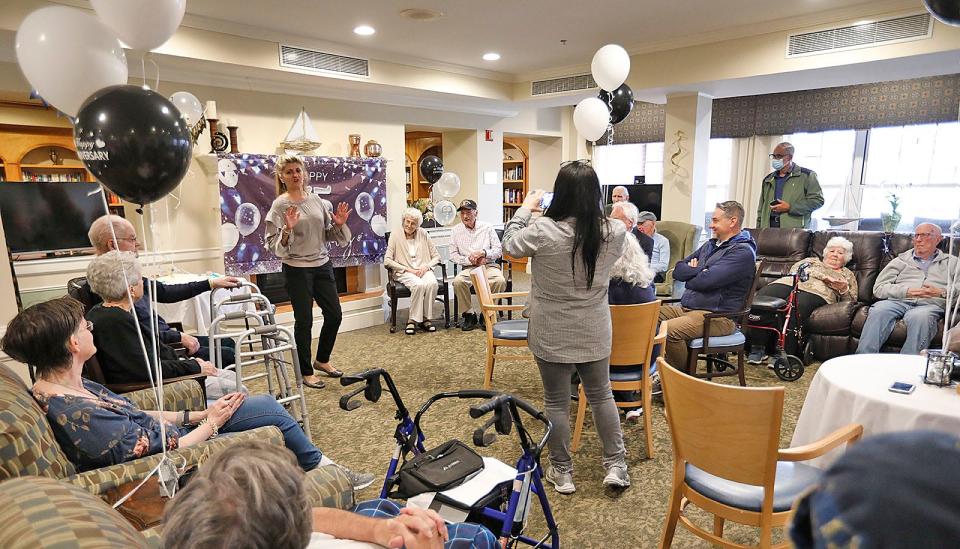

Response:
(744, 262), (813, 381)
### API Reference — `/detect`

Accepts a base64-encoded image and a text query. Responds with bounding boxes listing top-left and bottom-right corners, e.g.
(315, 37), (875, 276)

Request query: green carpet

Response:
(286, 318), (817, 549)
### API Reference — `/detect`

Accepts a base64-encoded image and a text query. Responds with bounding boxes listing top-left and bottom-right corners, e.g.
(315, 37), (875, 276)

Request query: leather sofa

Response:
(746, 228), (956, 361)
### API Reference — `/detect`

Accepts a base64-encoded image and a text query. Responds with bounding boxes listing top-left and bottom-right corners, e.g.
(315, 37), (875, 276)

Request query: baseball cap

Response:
(638, 211), (658, 223)
(456, 199), (478, 212)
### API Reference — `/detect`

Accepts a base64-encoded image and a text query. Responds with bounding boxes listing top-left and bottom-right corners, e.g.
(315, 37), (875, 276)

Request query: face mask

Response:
(771, 158), (784, 171)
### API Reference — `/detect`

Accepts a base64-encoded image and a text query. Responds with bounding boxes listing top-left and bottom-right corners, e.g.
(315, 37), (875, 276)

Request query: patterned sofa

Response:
(747, 228), (956, 360)
(0, 363), (353, 540)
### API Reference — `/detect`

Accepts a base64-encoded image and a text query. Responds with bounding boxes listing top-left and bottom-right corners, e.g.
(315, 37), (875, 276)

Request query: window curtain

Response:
(730, 135), (780, 229)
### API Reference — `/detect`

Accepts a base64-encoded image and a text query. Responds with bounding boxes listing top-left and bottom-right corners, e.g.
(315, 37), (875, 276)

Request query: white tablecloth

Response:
(791, 353), (960, 468)
(153, 274), (251, 336)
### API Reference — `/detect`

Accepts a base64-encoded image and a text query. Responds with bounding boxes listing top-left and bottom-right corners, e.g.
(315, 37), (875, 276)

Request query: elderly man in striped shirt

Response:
(450, 199), (506, 331)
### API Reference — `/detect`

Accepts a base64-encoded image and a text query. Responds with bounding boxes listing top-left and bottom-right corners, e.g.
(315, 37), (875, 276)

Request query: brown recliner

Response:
(750, 228), (954, 360)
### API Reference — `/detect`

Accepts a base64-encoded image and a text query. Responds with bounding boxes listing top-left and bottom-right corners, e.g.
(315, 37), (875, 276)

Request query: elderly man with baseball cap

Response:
(637, 210), (670, 282)
(450, 199), (506, 331)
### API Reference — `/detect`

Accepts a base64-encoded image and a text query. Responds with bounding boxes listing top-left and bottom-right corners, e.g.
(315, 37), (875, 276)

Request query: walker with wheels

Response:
(744, 262), (813, 381)
(339, 368), (560, 549)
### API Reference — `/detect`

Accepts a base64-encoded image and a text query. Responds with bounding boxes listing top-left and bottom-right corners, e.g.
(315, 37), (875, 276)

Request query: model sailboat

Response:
(822, 178), (862, 227)
(281, 107), (321, 154)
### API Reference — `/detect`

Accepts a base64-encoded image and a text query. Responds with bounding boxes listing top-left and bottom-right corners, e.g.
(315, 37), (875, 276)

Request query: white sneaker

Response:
(544, 465), (576, 494)
(603, 464), (631, 488)
(625, 409), (643, 424)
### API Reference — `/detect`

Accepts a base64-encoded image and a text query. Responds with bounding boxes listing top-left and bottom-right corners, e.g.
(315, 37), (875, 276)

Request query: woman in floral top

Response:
(1, 296), (374, 489)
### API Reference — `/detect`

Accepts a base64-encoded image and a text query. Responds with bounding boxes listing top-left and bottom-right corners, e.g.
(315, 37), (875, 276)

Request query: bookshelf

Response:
(502, 137), (528, 223)
(404, 131), (442, 202)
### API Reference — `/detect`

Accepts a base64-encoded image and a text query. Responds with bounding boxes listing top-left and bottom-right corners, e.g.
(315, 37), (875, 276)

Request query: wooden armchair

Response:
(471, 266), (530, 388)
(572, 301), (666, 458)
(452, 228), (517, 323)
(657, 358), (863, 549)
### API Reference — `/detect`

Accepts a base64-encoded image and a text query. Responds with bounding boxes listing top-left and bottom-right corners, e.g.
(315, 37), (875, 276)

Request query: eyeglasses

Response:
(914, 232), (937, 240)
(81, 320), (94, 333)
(560, 159), (592, 167)
(116, 235), (138, 243)
(769, 153), (788, 160)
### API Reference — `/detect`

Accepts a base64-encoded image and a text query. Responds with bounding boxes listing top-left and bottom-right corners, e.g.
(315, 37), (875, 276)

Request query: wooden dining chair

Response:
(657, 357), (863, 549)
(572, 300), (666, 459)
(471, 266), (530, 388)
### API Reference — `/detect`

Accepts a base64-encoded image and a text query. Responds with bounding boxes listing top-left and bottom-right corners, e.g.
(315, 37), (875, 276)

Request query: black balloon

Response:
(599, 84), (635, 125)
(73, 85), (193, 205)
(419, 155), (444, 184)
(925, 0), (960, 26)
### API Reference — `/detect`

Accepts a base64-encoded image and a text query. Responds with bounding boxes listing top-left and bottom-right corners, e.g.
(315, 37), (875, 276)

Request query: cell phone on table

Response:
(539, 192), (554, 210)
(889, 381), (916, 394)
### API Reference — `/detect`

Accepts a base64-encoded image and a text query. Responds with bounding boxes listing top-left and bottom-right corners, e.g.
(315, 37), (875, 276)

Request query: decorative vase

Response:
(364, 140), (382, 158)
(881, 212), (901, 233)
(348, 134), (362, 158)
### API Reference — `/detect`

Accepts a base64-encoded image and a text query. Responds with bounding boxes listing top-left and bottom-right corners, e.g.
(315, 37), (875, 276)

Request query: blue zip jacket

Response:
(674, 230), (757, 313)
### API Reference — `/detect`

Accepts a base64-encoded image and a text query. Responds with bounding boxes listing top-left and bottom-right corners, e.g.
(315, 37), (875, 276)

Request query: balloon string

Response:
(141, 55), (147, 89)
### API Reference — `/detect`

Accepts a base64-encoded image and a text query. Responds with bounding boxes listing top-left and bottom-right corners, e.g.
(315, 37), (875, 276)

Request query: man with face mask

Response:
(756, 142), (824, 229)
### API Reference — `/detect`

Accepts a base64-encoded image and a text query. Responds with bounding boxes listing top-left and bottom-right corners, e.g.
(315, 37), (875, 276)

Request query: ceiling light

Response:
(853, 20), (873, 26)
(353, 25), (376, 36)
(399, 8), (443, 21)
(482, 52), (501, 61)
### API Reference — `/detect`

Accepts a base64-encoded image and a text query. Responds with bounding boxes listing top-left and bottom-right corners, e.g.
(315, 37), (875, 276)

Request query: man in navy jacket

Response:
(658, 201), (757, 368)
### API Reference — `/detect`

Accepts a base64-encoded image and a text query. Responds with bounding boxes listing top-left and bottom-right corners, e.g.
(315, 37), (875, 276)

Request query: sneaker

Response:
(650, 372), (662, 397)
(747, 347), (768, 365)
(461, 313), (478, 331)
(337, 465), (376, 490)
(603, 464), (631, 488)
(625, 409), (643, 424)
(544, 465), (576, 494)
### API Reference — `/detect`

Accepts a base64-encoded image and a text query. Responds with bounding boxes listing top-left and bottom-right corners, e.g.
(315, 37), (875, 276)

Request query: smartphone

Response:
(539, 192), (554, 210)
(769, 199), (782, 206)
(889, 381), (916, 394)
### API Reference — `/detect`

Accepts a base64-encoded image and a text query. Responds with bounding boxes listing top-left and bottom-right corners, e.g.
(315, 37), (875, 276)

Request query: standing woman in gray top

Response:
(502, 161), (629, 494)
(265, 155), (352, 389)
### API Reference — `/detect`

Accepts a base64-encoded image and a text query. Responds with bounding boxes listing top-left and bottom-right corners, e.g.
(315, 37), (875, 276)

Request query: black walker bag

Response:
(392, 440), (484, 499)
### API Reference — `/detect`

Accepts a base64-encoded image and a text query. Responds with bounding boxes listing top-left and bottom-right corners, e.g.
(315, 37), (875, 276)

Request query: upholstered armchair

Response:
(655, 221), (700, 297)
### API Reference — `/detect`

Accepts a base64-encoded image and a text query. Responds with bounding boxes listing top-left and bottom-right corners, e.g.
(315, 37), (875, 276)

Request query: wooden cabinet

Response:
(405, 131), (442, 202)
(502, 137), (528, 223)
(0, 124), (124, 216)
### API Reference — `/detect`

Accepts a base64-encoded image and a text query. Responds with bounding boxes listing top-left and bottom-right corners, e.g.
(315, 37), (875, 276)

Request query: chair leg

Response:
(571, 385), (588, 452)
(686, 348), (698, 377)
(643, 376), (654, 459)
(389, 292), (398, 333)
(442, 286), (450, 328)
(713, 516), (725, 539)
(507, 296), (513, 320)
(659, 481), (683, 548)
(484, 344), (496, 389)
(737, 349), (747, 387)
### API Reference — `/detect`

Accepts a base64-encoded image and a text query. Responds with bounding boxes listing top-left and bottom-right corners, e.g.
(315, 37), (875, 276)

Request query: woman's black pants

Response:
(282, 262), (342, 376)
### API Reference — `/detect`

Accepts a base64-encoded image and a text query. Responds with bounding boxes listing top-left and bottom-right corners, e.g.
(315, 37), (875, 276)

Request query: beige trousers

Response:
(453, 264), (506, 315)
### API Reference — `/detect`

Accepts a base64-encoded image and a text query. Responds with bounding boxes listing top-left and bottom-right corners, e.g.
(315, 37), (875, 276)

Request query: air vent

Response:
(531, 74), (598, 96)
(787, 13), (931, 57)
(279, 45), (369, 77)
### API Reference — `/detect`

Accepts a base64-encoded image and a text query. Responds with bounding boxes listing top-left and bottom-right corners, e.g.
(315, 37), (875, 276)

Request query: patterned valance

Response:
(601, 74), (960, 145)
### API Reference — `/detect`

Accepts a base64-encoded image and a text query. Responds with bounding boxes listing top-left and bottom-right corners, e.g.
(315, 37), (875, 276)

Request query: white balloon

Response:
(591, 44), (631, 92)
(355, 192), (374, 221)
(91, 0), (186, 51)
(436, 172), (461, 198)
(235, 203), (261, 237)
(217, 159), (238, 187)
(370, 214), (388, 237)
(574, 97), (611, 142)
(434, 200), (457, 226)
(221, 223), (240, 253)
(15, 6), (128, 117)
(170, 91), (203, 126)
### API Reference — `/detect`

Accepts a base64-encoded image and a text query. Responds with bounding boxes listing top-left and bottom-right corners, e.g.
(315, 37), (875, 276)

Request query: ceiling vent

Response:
(787, 13), (931, 57)
(279, 45), (369, 77)
(531, 74), (598, 96)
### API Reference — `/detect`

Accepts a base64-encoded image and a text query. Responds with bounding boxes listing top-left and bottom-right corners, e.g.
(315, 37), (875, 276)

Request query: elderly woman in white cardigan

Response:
(384, 208), (441, 335)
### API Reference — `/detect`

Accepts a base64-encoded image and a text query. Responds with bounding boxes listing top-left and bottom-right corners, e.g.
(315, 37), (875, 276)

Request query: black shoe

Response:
(461, 313), (478, 331)
(478, 313), (486, 330)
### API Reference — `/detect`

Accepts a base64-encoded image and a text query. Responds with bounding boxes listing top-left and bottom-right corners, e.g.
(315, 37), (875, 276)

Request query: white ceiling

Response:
(183, 0), (913, 78)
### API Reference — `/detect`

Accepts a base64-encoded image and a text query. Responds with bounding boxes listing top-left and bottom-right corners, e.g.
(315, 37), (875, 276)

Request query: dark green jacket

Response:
(756, 164), (824, 229)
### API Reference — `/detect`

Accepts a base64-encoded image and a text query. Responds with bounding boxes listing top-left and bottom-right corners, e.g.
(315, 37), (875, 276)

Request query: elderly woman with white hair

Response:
(748, 235), (858, 363)
(383, 208), (441, 335)
(84, 251), (244, 399)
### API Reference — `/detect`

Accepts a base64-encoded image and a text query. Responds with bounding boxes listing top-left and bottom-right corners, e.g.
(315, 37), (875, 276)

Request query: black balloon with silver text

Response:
(419, 155), (444, 184)
(73, 85), (193, 205)
(599, 84), (634, 125)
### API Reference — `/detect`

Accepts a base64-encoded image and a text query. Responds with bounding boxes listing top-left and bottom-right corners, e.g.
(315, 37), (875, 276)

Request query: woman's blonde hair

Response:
(609, 233), (655, 287)
(274, 154), (306, 194)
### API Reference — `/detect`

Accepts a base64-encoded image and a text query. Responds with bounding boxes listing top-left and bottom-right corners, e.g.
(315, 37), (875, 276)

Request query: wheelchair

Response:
(339, 368), (560, 549)
(744, 262), (813, 382)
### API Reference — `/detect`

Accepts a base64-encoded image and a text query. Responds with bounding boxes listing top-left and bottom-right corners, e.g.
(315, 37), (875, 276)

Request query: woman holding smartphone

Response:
(502, 161), (629, 494)
(265, 155), (351, 389)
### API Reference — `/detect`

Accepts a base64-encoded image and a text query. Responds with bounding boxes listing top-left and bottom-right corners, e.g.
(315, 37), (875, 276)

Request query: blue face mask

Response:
(771, 158), (785, 171)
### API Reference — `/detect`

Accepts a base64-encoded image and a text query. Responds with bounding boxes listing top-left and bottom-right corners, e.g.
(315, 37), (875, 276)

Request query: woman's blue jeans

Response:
(220, 394), (321, 470)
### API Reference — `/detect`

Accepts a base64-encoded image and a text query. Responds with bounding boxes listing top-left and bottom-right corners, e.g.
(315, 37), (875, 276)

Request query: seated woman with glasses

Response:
(0, 295), (374, 487)
(383, 207), (441, 335)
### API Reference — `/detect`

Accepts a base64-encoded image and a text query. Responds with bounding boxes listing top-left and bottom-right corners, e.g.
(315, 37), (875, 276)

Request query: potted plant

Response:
(881, 192), (901, 233)
(410, 198), (437, 227)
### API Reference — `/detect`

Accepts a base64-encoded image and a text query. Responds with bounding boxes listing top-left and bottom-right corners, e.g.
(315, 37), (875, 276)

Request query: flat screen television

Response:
(604, 183), (663, 220)
(0, 182), (105, 254)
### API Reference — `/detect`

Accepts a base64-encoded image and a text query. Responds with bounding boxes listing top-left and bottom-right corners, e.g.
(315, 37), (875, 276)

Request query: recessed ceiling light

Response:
(354, 25), (376, 36)
(399, 8), (443, 21)
(482, 52), (501, 61)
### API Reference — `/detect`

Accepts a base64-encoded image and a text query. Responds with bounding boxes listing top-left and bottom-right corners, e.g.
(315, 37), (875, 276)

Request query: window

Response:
(782, 130), (857, 229)
(861, 122), (960, 229)
(593, 142), (664, 186)
(705, 138), (734, 212)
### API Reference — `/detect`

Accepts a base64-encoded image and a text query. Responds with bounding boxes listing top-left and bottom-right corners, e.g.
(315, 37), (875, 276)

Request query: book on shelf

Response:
(502, 165), (524, 181)
(503, 189), (525, 204)
(22, 171), (84, 182)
